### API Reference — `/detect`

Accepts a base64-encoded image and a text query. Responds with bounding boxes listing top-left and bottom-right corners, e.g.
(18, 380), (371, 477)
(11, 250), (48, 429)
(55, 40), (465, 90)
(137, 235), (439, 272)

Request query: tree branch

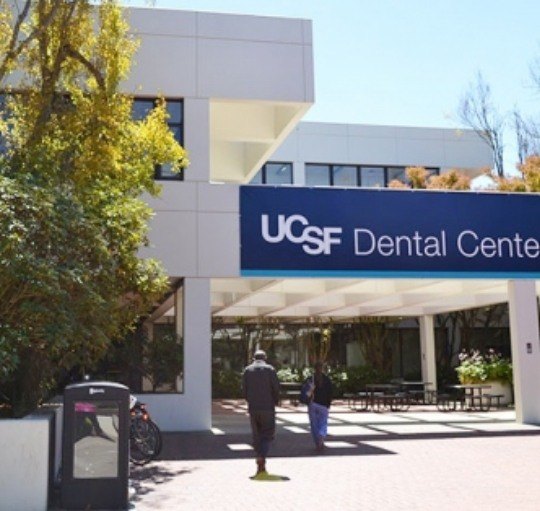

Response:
(0, 0), (65, 84)
(458, 72), (506, 177)
(64, 45), (106, 90)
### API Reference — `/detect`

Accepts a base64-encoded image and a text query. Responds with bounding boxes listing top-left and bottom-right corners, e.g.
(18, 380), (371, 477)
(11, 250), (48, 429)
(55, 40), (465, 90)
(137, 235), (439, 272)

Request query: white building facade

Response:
(124, 7), (540, 432)
(6, 6), (540, 510)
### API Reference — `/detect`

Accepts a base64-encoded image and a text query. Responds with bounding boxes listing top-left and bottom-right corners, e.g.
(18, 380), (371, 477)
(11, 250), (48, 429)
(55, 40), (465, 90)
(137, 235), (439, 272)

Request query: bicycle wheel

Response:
(130, 437), (151, 465)
(147, 419), (163, 458)
(130, 418), (161, 465)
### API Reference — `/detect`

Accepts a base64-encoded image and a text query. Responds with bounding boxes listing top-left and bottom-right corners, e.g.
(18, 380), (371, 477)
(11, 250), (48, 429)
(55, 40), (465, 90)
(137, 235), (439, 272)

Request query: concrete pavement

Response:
(127, 400), (540, 511)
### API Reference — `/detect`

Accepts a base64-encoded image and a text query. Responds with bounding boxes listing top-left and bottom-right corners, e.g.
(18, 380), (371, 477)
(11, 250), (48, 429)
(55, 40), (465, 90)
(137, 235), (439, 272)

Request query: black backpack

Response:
(299, 376), (315, 405)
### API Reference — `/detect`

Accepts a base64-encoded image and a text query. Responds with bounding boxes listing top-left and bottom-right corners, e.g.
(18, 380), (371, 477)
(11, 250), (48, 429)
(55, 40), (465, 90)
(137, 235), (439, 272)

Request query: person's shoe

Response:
(316, 438), (325, 452)
(256, 457), (266, 474)
(252, 470), (270, 480)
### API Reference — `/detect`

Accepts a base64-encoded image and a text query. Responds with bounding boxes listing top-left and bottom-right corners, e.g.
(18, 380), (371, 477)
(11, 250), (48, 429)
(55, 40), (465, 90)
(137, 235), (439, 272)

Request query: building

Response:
(119, 6), (540, 432)
(5, 6), (540, 510)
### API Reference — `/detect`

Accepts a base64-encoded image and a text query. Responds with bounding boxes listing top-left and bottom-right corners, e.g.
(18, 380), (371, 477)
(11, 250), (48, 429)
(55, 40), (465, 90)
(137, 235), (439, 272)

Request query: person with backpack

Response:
(304, 361), (333, 452)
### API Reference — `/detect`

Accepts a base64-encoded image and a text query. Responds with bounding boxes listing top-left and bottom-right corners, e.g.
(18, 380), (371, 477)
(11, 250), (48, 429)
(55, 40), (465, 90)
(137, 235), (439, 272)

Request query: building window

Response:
(133, 98), (184, 180)
(306, 163), (440, 188)
(387, 166), (409, 185)
(305, 164), (331, 186)
(360, 166), (385, 188)
(251, 162), (293, 185)
(332, 165), (358, 187)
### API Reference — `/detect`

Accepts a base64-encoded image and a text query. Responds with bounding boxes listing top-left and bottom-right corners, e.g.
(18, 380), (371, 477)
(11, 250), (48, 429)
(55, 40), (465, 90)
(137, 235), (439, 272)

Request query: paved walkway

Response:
(127, 400), (540, 511)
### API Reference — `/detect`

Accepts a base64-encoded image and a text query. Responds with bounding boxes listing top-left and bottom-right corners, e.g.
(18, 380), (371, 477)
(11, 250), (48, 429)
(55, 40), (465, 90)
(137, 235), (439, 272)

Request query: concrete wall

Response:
(0, 417), (51, 511)
(271, 121), (493, 185)
(125, 8), (314, 103)
(141, 182), (239, 278)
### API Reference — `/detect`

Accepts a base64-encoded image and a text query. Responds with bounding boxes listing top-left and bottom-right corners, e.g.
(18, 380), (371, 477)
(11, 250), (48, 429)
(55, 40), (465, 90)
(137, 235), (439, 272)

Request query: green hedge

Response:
(212, 366), (389, 399)
(212, 369), (243, 398)
(327, 366), (388, 397)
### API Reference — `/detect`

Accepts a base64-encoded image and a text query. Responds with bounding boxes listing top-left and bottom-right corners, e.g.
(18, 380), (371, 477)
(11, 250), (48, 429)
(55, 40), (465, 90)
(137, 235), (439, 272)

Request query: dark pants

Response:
(249, 410), (276, 458)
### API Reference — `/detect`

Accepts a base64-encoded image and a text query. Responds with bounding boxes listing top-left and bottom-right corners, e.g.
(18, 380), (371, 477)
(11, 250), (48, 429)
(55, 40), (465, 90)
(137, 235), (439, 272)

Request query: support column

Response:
(182, 277), (212, 430)
(508, 280), (540, 424)
(419, 315), (437, 392)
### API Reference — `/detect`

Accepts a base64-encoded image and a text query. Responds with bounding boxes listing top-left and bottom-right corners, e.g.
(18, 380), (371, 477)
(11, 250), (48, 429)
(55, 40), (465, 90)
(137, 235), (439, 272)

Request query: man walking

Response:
(242, 349), (280, 477)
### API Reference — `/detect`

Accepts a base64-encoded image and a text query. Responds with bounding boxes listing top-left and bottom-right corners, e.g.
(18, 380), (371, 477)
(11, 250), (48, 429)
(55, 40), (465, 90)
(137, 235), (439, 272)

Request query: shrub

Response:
(277, 367), (309, 383)
(298, 365), (387, 398)
(455, 349), (512, 385)
(212, 369), (243, 398)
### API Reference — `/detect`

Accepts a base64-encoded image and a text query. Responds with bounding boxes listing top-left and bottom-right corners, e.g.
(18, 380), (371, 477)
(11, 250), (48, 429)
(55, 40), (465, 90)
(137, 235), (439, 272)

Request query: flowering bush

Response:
(455, 349), (513, 385)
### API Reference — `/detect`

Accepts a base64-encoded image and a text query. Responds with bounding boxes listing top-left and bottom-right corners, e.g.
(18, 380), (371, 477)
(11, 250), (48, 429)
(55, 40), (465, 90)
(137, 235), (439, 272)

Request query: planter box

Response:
(484, 381), (513, 406)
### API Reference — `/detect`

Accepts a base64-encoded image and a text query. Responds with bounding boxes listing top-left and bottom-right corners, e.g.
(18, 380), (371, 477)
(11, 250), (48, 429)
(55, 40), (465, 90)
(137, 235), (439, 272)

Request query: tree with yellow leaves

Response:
(0, 0), (187, 415)
(496, 155), (540, 192)
(388, 166), (471, 190)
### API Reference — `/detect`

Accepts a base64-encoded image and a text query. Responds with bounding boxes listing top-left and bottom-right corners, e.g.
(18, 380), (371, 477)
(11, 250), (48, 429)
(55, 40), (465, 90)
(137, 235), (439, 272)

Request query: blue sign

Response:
(240, 186), (540, 278)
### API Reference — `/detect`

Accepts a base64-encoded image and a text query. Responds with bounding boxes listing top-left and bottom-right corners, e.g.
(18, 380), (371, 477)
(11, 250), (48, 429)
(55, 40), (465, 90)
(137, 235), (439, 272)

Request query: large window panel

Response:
(332, 165), (358, 187)
(306, 164), (330, 186)
(165, 100), (183, 124)
(265, 162), (292, 185)
(360, 166), (385, 188)
(132, 99), (155, 121)
(249, 162), (292, 185)
(387, 167), (409, 185)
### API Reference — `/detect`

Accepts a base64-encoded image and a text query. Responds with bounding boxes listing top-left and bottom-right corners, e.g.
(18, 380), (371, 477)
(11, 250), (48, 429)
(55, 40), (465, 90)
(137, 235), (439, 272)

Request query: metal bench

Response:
(343, 392), (370, 411)
(482, 393), (505, 409)
(436, 393), (465, 412)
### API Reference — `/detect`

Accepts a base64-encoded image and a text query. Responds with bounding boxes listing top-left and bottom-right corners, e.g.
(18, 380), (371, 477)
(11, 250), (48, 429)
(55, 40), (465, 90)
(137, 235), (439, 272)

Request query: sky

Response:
(129, 0), (540, 172)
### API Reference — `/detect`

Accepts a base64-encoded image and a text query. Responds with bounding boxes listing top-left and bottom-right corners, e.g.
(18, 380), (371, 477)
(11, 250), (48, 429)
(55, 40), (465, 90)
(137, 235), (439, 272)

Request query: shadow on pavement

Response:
(153, 399), (540, 462)
(129, 464), (195, 503)
(157, 431), (394, 461)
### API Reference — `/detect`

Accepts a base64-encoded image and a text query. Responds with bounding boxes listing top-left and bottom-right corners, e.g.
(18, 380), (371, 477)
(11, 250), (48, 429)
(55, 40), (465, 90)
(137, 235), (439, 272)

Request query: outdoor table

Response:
(279, 382), (303, 405)
(447, 383), (492, 411)
(365, 383), (401, 411)
(398, 381), (434, 404)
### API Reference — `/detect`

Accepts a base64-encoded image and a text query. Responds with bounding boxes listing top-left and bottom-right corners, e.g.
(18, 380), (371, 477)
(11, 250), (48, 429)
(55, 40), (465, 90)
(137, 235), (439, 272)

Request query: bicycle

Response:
(129, 395), (162, 465)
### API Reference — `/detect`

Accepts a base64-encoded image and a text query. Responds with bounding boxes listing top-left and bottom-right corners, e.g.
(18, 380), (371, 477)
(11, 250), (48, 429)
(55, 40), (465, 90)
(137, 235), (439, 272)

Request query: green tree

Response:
(350, 317), (394, 378)
(0, 0), (187, 416)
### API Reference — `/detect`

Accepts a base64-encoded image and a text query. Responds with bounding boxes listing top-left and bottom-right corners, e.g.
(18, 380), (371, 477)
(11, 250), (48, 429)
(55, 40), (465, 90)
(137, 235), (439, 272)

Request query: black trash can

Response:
(61, 381), (130, 510)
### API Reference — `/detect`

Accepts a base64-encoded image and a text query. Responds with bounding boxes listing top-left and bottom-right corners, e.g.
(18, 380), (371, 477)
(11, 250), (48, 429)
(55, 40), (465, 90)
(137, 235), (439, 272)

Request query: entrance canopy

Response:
(210, 277), (540, 319)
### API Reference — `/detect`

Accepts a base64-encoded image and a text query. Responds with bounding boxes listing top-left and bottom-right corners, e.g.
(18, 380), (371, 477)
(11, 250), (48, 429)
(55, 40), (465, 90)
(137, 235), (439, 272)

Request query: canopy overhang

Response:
(209, 277), (540, 320)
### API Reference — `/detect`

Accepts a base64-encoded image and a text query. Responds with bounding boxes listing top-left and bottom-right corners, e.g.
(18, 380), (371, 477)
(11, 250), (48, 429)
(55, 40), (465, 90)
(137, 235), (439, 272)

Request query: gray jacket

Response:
(242, 359), (280, 412)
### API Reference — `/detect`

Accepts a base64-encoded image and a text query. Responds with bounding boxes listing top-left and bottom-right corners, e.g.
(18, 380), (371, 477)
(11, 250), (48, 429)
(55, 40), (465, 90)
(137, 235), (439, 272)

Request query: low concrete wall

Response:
(0, 414), (53, 511)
